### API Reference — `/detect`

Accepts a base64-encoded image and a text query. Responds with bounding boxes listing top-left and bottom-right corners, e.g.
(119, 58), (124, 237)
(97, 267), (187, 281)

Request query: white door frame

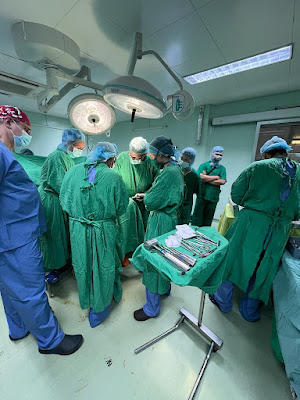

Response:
(252, 117), (300, 162)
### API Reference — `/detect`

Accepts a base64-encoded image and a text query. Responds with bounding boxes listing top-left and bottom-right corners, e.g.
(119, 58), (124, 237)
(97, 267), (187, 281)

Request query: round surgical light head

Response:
(103, 75), (167, 120)
(68, 94), (116, 135)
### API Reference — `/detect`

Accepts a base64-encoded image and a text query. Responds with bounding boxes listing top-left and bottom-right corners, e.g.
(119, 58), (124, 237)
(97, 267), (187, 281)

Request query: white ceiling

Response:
(0, 0), (299, 122)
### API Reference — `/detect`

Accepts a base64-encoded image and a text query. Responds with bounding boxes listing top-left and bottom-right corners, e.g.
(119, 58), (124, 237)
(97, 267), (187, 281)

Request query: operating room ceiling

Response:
(0, 0), (299, 121)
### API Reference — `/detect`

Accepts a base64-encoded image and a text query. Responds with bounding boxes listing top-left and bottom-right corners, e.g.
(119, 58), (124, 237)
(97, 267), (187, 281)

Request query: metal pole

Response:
(134, 315), (185, 354)
(188, 342), (215, 400)
(141, 50), (183, 90)
(198, 291), (206, 326)
(127, 32), (143, 75)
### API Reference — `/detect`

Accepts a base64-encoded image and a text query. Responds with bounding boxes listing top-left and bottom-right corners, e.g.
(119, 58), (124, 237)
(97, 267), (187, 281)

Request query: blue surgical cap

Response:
(112, 143), (118, 155)
(86, 142), (117, 164)
(58, 128), (85, 152)
(260, 136), (292, 154)
(149, 136), (175, 157)
(210, 146), (224, 160)
(181, 147), (196, 164)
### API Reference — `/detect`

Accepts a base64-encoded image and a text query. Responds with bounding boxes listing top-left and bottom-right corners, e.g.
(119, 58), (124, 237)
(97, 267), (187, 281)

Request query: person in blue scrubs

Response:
(0, 105), (83, 355)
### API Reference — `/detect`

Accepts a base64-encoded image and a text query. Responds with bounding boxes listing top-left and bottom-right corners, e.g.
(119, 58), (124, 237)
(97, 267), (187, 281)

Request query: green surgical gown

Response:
(192, 161), (226, 227)
(60, 162), (129, 313)
(38, 149), (74, 271)
(14, 153), (45, 186)
(178, 169), (201, 225)
(142, 163), (185, 294)
(222, 158), (300, 304)
(114, 152), (158, 257)
(116, 198), (145, 260)
(114, 152), (158, 224)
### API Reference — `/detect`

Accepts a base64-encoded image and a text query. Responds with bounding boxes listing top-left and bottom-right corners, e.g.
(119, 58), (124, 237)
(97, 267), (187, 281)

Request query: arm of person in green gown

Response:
(59, 168), (73, 214)
(115, 177), (130, 217)
(194, 174), (202, 198)
(210, 179), (226, 186)
(208, 165), (227, 186)
(144, 173), (170, 212)
(231, 167), (251, 206)
(200, 173), (220, 182)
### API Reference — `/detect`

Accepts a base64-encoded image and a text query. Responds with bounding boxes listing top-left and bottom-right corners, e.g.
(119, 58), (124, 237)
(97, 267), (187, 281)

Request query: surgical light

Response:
(68, 94), (116, 135)
(103, 75), (167, 120)
(183, 45), (293, 85)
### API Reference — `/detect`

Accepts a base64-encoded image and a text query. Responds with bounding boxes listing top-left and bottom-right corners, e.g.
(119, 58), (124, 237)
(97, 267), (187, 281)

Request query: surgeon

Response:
(114, 137), (158, 265)
(178, 147), (201, 225)
(133, 136), (184, 321)
(60, 142), (129, 328)
(192, 146), (226, 227)
(0, 105), (83, 355)
(210, 136), (300, 322)
(39, 128), (85, 284)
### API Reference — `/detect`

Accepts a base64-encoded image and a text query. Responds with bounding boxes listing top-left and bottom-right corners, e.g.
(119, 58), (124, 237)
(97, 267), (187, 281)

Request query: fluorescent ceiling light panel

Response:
(183, 45), (293, 85)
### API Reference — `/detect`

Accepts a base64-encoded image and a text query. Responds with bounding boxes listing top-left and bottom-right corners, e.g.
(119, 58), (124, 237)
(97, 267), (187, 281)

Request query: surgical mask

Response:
(213, 155), (222, 161)
(72, 148), (83, 158)
(130, 158), (143, 165)
(179, 160), (191, 171)
(11, 125), (32, 148)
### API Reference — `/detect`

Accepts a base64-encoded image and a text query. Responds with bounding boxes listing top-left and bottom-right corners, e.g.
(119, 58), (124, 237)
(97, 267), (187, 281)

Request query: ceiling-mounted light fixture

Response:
(11, 23), (194, 124)
(103, 75), (167, 120)
(68, 93), (115, 135)
(103, 33), (194, 122)
(184, 44), (293, 85)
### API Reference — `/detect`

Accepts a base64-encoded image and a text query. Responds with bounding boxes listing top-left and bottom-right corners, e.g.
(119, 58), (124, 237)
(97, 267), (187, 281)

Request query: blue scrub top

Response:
(0, 142), (46, 252)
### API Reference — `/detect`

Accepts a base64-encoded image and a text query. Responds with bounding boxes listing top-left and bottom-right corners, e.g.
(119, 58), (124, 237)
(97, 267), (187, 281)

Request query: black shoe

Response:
(9, 331), (30, 341)
(38, 334), (83, 355)
(134, 308), (152, 321)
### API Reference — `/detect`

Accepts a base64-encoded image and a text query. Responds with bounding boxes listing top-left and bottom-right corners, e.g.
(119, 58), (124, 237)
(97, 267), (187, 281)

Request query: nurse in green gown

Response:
(60, 142), (129, 328)
(192, 146), (226, 226)
(178, 147), (201, 225)
(210, 136), (300, 322)
(39, 128), (85, 284)
(133, 136), (184, 321)
(114, 137), (158, 265)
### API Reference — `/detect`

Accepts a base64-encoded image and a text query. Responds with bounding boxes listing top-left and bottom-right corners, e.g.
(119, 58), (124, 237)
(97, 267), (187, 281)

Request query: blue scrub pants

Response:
(213, 274), (261, 322)
(88, 305), (110, 328)
(0, 240), (65, 350)
(143, 285), (171, 317)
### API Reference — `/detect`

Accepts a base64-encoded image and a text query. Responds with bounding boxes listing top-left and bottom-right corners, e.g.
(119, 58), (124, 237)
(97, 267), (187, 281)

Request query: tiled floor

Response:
(0, 264), (292, 400)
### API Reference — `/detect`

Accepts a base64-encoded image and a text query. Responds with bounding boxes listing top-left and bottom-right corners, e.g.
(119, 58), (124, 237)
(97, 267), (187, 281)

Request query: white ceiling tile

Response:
(57, 0), (135, 76)
(142, 69), (180, 98)
(234, 61), (290, 95)
(90, 62), (119, 84)
(144, 12), (224, 70)
(0, 0), (78, 27)
(185, 75), (240, 105)
(198, 0), (294, 61)
(190, 0), (216, 10)
(88, 0), (194, 37)
(80, 52), (102, 70)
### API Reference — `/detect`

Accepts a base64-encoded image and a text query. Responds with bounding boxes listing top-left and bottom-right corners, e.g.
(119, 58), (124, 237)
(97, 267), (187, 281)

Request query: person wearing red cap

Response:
(0, 105), (32, 148)
(0, 105), (83, 355)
